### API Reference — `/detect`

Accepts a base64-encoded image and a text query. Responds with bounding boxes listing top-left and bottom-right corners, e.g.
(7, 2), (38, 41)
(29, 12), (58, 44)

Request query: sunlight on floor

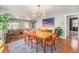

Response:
(71, 39), (78, 49)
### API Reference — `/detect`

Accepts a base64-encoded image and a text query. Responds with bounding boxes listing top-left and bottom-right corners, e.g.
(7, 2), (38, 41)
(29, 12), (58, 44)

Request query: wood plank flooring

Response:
(59, 37), (79, 53)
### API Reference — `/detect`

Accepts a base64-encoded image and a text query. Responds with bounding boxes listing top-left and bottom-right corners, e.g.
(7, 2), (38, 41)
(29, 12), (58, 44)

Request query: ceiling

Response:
(1, 5), (79, 19)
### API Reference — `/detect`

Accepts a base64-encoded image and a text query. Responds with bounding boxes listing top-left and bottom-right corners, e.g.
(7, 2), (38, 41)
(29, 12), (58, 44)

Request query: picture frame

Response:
(42, 18), (54, 27)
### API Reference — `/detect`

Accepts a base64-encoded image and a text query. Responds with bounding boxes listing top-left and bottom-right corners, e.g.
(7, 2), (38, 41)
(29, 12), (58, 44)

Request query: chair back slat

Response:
(52, 32), (57, 40)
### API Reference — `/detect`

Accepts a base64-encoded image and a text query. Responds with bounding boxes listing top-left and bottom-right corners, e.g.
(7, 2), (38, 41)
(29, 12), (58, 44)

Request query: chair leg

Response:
(47, 44), (48, 47)
(31, 40), (33, 49)
(25, 35), (28, 44)
(24, 38), (26, 44)
(54, 43), (56, 50)
(35, 43), (38, 53)
(28, 40), (30, 46)
(51, 45), (53, 53)
(43, 45), (46, 53)
(41, 42), (43, 48)
(24, 39), (26, 44)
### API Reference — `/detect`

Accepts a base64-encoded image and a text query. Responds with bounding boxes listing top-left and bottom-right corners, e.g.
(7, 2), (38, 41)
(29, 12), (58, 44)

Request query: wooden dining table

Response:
(36, 31), (52, 52)
(36, 31), (52, 39)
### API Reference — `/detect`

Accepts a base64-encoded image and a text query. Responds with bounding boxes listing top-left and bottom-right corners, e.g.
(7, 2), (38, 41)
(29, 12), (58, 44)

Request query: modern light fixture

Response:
(33, 5), (46, 19)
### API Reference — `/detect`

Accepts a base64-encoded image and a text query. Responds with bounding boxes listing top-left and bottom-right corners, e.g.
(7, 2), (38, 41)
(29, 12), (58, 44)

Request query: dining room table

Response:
(23, 29), (52, 52)
(36, 30), (52, 52)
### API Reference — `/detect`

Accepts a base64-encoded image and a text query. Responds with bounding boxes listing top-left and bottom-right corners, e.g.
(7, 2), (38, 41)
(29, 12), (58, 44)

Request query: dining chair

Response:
(5, 30), (13, 43)
(30, 30), (42, 52)
(23, 29), (30, 45)
(45, 32), (57, 53)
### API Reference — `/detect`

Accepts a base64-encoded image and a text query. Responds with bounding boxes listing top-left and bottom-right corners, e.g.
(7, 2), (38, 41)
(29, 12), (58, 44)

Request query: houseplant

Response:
(54, 27), (63, 37)
(0, 15), (9, 44)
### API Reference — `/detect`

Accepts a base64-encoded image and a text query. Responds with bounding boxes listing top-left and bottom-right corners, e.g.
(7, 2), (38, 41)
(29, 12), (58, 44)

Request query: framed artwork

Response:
(42, 18), (54, 27)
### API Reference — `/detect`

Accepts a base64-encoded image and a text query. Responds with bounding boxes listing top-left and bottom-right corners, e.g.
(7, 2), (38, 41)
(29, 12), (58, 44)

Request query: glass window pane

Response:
(24, 22), (29, 29)
(72, 20), (78, 24)
(72, 23), (78, 27)
(11, 22), (19, 29)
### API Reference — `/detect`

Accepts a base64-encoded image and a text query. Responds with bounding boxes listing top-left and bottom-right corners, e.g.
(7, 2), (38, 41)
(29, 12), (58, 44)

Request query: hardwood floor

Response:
(2, 36), (79, 53)
(59, 37), (79, 53)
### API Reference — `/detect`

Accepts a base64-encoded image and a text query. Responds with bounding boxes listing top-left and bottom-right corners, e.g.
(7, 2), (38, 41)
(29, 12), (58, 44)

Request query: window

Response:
(11, 22), (19, 29)
(72, 20), (78, 27)
(8, 22), (11, 30)
(8, 22), (19, 29)
(24, 22), (29, 29)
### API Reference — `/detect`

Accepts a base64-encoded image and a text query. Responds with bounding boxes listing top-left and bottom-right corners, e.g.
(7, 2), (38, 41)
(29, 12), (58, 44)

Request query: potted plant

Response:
(54, 27), (63, 37)
(0, 15), (9, 44)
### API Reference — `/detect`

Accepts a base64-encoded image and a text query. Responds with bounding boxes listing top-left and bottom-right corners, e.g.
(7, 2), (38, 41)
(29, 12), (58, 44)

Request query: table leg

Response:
(42, 39), (46, 53)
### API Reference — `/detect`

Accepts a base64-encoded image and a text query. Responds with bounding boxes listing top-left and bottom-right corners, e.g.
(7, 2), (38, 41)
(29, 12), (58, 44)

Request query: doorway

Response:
(66, 15), (79, 39)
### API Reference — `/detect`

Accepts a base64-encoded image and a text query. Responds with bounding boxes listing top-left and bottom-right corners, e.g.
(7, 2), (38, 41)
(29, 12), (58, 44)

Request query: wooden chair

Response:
(5, 31), (13, 43)
(45, 32), (57, 53)
(31, 30), (42, 52)
(23, 29), (30, 45)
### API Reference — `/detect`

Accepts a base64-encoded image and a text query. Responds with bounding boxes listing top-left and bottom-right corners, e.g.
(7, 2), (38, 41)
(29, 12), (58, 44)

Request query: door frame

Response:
(64, 12), (79, 38)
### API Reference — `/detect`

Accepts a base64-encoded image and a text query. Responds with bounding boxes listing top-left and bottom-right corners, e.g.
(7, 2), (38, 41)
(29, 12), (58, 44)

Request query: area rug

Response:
(8, 39), (61, 53)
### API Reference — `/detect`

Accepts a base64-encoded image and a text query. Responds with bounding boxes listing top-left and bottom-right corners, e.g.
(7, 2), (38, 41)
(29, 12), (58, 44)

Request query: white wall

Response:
(53, 14), (66, 39)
